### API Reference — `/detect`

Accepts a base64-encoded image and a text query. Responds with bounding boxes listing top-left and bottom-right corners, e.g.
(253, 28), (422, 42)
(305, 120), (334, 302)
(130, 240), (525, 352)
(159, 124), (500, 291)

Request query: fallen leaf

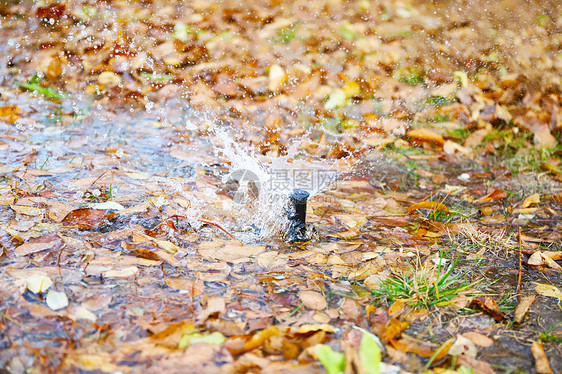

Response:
(528, 252), (562, 270)
(15, 241), (55, 257)
(298, 290), (327, 311)
(198, 241), (264, 262)
(407, 201), (449, 214)
(406, 128), (444, 146)
(46, 290), (69, 310)
(474, 189), (507, 204)
(534, 283), (562, 302)
(449, 335), (477, 357)
(470, 297), (506, 321)
(521, 193), (540, 208)
(68, 305), (97, 322)
(315, 344), (346, 374)
(61, 208), (108, 229)
(384, 318), (409, 341)
(513, 295), (535, 324)
(10, 204), (43, 216)
(268, 64), (287, 92)
(164, 277), (204, 296)
(26, 274), (53, 294)
(197, 296), (225, 323)
(462, 332), (494, 348)
(102, 266), (139, 278)
(531, 341), (554, 374)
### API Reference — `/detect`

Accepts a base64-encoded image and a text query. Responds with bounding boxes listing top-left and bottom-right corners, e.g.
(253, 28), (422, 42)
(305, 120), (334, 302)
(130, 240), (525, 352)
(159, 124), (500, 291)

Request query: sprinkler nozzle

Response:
(286, 189), (310, 242)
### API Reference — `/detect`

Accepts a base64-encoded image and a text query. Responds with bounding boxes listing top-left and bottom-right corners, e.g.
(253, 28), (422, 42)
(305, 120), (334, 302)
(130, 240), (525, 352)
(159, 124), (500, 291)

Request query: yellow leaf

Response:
(10, 204), (43, 216)
(521, 193), (540, 208)
(406, 128), (444, 146)
(534, 283), (562, 302)
(407, 201), (449, 214)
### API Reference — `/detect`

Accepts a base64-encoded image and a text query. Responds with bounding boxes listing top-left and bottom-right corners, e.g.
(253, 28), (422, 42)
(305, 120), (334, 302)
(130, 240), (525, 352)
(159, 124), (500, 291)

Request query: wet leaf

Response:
(26, 274), (53, 294)
(513, 295), (535, 324)
(46, 290), (69, 311)
(10, 204), (43, 216)
(179, 331), (226, 349)
(298, 290), (327, 311)
(407, 201), (449, 214)
(15, 241), (55, 257)
(470, 297), (506, 321)
(406, 128), (444, 146)
(315, 344), (346, 374)
(61, 208), (108, 229)
(534, 283), (562, 302)
(359, 331), (381, 374)
(531, 341), (554, 374)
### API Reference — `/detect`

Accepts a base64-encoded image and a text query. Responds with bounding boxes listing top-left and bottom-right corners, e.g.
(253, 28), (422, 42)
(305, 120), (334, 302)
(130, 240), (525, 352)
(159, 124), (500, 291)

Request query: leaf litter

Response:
(0, 0), (561, 373)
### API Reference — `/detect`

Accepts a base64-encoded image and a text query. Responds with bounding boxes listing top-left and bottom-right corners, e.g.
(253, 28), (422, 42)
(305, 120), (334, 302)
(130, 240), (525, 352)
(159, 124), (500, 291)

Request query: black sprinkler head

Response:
(286, 189), (310, 242)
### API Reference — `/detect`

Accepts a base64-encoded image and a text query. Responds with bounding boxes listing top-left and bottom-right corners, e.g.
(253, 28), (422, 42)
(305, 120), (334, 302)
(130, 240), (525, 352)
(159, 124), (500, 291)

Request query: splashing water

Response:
(210, 126), (338, 242)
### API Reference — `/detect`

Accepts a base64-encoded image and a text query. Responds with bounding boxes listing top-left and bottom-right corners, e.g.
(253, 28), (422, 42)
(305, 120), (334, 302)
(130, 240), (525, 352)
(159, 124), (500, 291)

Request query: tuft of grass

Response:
(393, 66), (424, 85)
(273, 24), (299, 44)
(538, 322), (562, 343)
(372, 249), (476, 308)
(17, 73), (66, 100)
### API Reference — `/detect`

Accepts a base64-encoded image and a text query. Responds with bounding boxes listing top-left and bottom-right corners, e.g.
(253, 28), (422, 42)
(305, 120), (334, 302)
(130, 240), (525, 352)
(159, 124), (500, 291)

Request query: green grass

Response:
(273, 24), (299, 44)
(393, 66), (424, 85)
(372, 249), (476, 308)
(538, 322), (562, 343)
(17, 73), (66, 100)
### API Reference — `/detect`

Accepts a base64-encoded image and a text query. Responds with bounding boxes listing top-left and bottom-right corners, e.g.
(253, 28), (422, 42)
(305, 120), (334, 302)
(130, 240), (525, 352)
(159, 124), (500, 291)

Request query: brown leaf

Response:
(521, 193), (540, 208)
(407, 201), (449, 214)
(470, 297), (506, 321)
(456, 354), (496, 374)
(298, 290), (327, 311)
(15, 241), (55, 257)
(463, 128), (489, 149)
(531, 341), (554, 374)
(513, 295), (535, 324)
(474, 189), (507, 204)
(198, 241), (265, 263)
(61, 208), (108, 229)
(164, 278), (204, 296)
(462, 332), (494, 348)
(406, 128), (444, 146)
(197, 296), (226, 323)
(384, 318), (409, 341)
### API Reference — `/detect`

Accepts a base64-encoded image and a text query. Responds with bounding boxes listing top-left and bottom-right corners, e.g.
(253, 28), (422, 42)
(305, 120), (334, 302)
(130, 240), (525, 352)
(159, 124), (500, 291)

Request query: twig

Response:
(198, 219), (237, 240)
(517, 227), (523, 302)
(87, 170), (109, 190)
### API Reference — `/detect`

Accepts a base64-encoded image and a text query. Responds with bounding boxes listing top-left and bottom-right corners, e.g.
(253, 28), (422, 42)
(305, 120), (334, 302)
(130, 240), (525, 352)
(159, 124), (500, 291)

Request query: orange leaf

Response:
(61, 208), (108, 229)
(474, 189), (507, 204)
(406, 128), (444, 146)
(407, 201), (449, 214)
(384, 318), (409, 341)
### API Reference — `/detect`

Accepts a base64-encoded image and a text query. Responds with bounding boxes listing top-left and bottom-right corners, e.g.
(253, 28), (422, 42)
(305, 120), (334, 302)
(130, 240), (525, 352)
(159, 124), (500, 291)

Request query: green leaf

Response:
(174, 21), (193, 42)
(315, 344), (345, 374)
(458, 366), (476, 374)
(178, 331), (226, 349)
(340, 26), (358, 40)
(359, 332), (381, 374)
(140, 72), (174, 81)
(17, 74), (65, 100)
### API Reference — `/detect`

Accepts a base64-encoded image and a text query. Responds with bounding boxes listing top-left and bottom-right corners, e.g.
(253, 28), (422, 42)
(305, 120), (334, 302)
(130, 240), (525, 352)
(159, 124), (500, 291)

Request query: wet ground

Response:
(1, 97), (561, 373)
(1, 0), (561, 372)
